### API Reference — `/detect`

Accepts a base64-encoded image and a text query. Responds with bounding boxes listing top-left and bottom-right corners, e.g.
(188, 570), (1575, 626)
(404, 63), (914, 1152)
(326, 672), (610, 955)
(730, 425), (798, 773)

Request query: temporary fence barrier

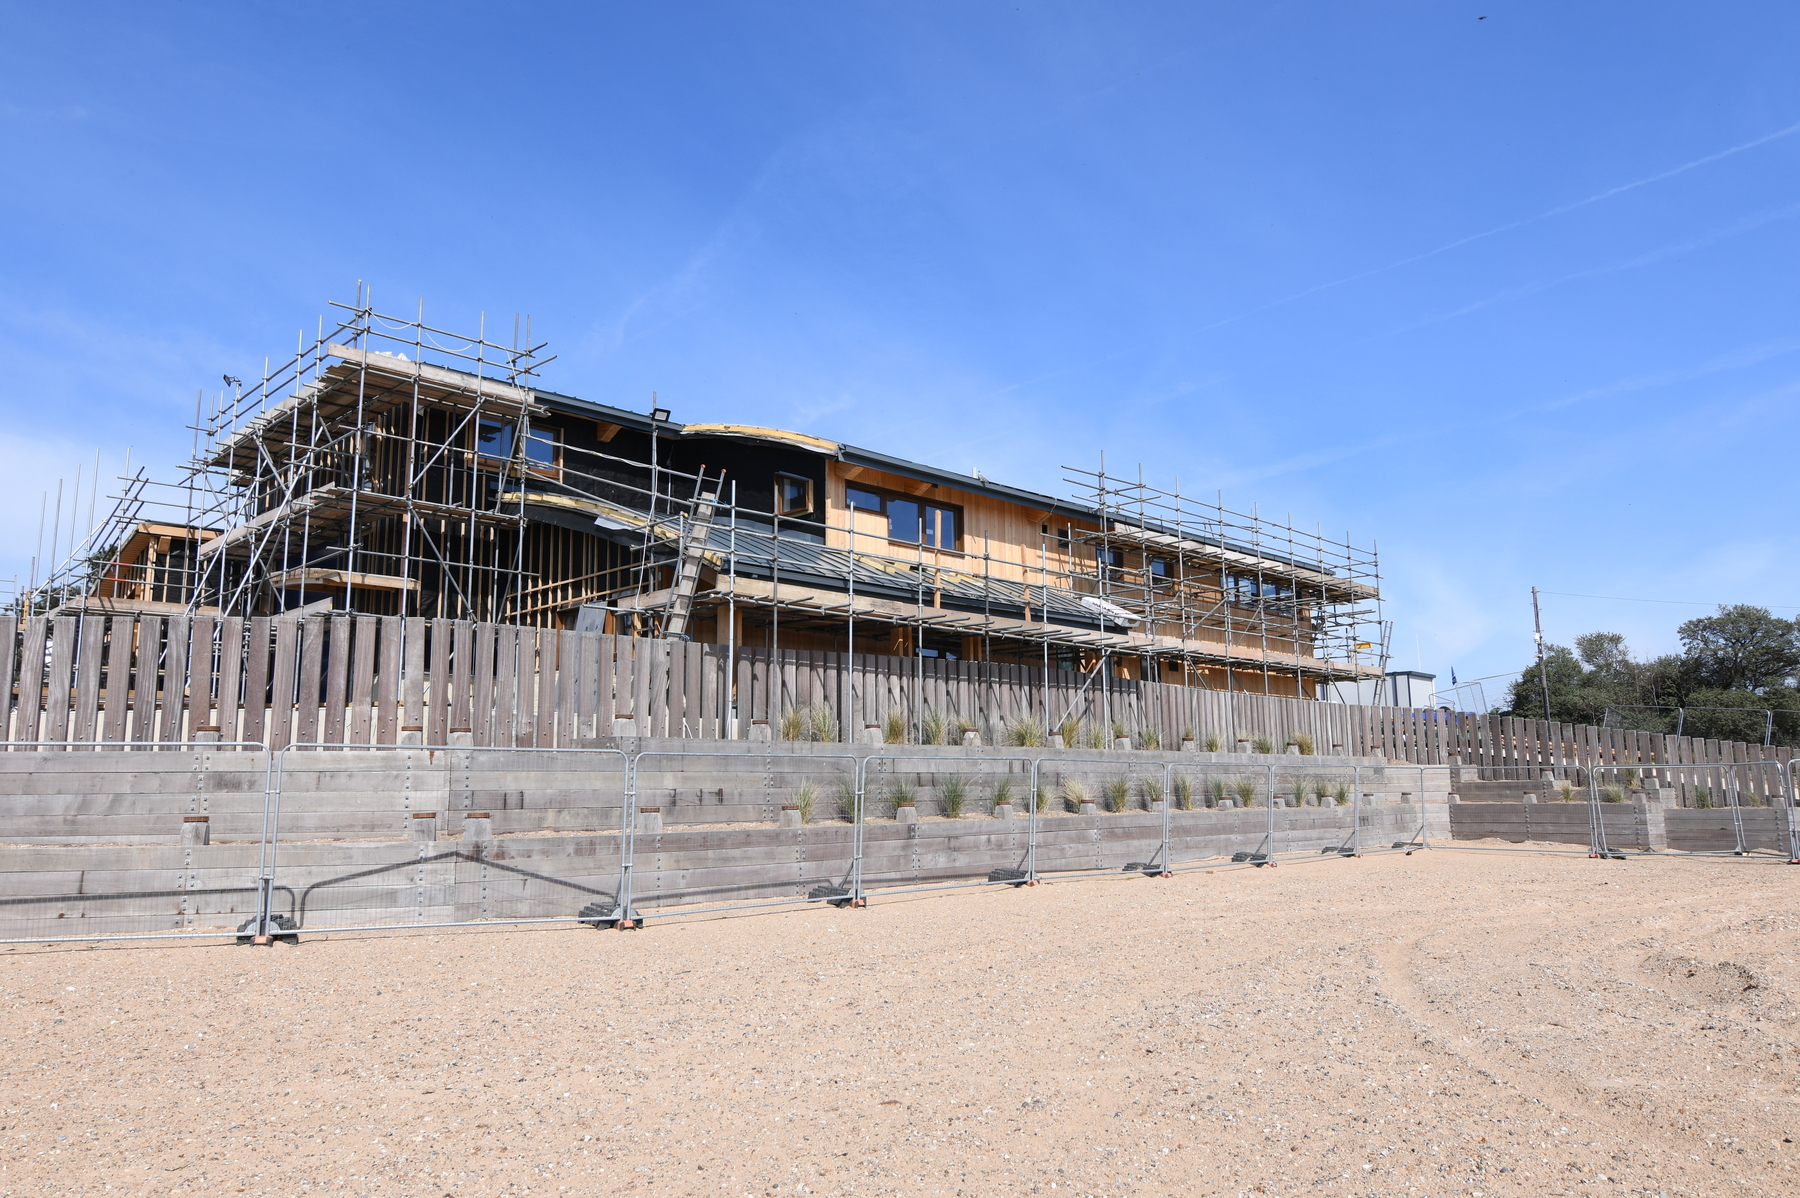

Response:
(0, 740), (271, 945)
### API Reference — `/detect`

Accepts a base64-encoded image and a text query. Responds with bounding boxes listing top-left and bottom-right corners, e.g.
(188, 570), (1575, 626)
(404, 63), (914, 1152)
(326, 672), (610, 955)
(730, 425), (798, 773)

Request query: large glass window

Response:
(524, 427), (560, 469)
(846, 485), (883, 511)
(924, 504), (956, 548)
(887, 497), (921, 543)
(476, 420), (514, 459)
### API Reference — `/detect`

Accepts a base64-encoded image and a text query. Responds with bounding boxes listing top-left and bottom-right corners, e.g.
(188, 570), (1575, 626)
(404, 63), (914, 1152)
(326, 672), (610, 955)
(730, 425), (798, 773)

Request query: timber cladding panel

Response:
(0, 614), (1792, 784)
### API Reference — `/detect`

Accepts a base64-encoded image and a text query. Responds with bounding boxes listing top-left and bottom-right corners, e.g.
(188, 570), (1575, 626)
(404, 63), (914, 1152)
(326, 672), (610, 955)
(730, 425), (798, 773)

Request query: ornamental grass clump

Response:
(1333, 782), (1350, 806)
(991, 778), (1015, 813)
(1600, 784), (1626, 804)
(836, 777), (860, 821)
(921, 708), (946, 746)
(1172, 774), (1194, 810)
(939, 775), (968, 818)
(883, 709), (908, 744)
(1060, 777), (1089, 812)
(952, 717), (980, 744)
(1207, 777), (1228, 808)
(1694, 786), (1712, 809)
(1234, 776), (1260, 807)
(1138, 774), (1164, 809)
(1287, 731), (1315, 755)
(795, 779), (818, 824)
(1058, 717), (1081, 746)
(779, 708), (807, 741)
(1136, 727), (1162, 750)
(1004, 717), (1047, 748)
(1204, 734), (1222, 752)
(1102, 776), (1130, 813)
(885, 777), (917, 817)
(1251, 735), (1274, 755)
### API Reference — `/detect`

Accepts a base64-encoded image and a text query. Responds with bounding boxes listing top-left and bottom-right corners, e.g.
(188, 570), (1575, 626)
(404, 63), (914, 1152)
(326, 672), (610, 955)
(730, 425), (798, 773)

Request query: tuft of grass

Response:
(1251, 735), (1274, 755)
(1204, 733), (1221, 752)
(1103, 776), (1131, 813)
(1287, 731), (1314, 755)
(1058, 717), (1081, 746)
(1333, 782), (1350, 806)
(883, 709), (908, 744)
(1693, 786), (1712, 809)
(1084, 723), (1109, 750)
(1622, 768), (1641, 789)
(1600, 784), (1626, 803)
(1138, 774), (1164, 808)
(1181, 725), (1197, 744)
(991, 778), (1015, 812)
(1060, 776), (1089, 812)
(921, 708), (946, 746)
(778, 708), (807, 741)
(1234, 776), (1260, 807)
(1136, 727), (1162, 751)
(1556, 782), (1575, 803)
(952, 717), (980, 744)
(1004, 717), (1046, 747)
(1172, 774), (1194, 810)
(940, 775), (968, 818)
(1110, 720), (1129, 743)
(836, 777), (860, 821)
(795, 779), (818, 824)
(1312, 777), (1333, 803)
(1034, 783), (1049, 814)
(885, 777), (916, 816)
(1207, 776), (1228, 808)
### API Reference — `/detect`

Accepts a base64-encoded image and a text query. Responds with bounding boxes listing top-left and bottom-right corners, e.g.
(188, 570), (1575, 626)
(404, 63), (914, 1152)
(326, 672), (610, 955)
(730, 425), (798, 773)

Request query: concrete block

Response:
(1235, 740), (1252, 754)
(1285, 744), (1301, 756)
(1181, 739), (1198, 753)
(962, 731), (982, 748)
(1079, 800), (1098, 815)
(449, 728), (473, 748)
(746, 720), (771, 742)
(180, 816), (210, 846)
(462, 812), (492, 842)
(637, 808), (663, 834)
(1113, 737), (1132, 751)
(1149, 799), (1166, 814)
(779, 805), (802, 828)
(614, 715), (640, 738)
(1218, 799), (1235, 810)
(399, 727), (424, 746)
(410, 812), (437, 841)
(1048, 735), (1065, 749)
(862, 725), (883, 745)
(993, 802), (1015, 821)
(895, 804), (918, 825)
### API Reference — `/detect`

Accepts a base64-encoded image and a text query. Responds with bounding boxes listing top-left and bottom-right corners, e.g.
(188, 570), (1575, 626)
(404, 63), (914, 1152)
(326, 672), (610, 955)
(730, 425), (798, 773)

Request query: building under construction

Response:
(31, 294), (1389, 698)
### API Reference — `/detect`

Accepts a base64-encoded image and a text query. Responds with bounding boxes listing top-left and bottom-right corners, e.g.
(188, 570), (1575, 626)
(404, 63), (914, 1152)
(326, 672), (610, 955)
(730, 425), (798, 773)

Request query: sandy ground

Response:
(4, 843), (1800, 1197)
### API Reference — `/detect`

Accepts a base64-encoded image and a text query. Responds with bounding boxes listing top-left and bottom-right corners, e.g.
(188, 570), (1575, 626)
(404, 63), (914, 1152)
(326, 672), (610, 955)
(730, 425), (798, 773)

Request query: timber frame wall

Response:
(1, 614), (1791, 802)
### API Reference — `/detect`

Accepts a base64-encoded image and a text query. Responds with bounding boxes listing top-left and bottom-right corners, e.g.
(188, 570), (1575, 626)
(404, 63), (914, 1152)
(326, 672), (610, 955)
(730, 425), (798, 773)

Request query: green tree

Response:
(1676, 605), (1800, 692)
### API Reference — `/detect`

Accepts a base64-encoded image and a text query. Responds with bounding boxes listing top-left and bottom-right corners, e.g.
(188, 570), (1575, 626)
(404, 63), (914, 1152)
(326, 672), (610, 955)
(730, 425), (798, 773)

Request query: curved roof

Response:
(679, 423), (839, 454)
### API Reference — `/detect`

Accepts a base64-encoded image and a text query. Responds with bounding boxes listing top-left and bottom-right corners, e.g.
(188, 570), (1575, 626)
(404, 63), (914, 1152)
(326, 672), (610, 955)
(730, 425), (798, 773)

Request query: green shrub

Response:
(1312, 777), (1333, 803)
(1287, 732), (1314, 755)
(1136, 727), (1162, 751)
(1600, 784), (1626, 804)
(779, 703), (838, 742)
(883, 709), (908, 744)
(1251, 735), (1274, 755)
(1084, 723), (1108, 750)
(1173, 774), (1194, 810)
(1234, 776), (1260, 807)
(1204, 734), (1221, 752)
(921, 709), (946, 746)
(1138, 775), (1164, 808)
(1333, 782), (1350, 806)
(1103, 776), (1131, 813)
(1058, 717), (1081, 746)
(1207, 777), (1228, 808)
(1556, 783), (1575, 803)
(779, 708), (807, 741)
(1694, 786), (1712, 809)
(940, 775), (968, 818)
(795, 779), (818, 824)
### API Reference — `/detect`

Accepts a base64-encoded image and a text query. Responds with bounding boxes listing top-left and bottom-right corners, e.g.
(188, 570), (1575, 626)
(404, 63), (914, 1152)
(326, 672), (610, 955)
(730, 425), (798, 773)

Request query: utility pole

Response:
(1532, 586), (1552, 722)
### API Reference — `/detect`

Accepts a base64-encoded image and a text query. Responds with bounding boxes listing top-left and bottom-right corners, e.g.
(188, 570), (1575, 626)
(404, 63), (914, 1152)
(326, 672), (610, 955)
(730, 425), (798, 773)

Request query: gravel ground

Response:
(4, 842), (1800, 1197)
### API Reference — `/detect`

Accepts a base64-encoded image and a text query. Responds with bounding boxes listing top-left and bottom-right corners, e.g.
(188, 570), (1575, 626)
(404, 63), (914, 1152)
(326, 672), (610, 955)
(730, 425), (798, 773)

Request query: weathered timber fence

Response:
(0, 615), (1791, 793)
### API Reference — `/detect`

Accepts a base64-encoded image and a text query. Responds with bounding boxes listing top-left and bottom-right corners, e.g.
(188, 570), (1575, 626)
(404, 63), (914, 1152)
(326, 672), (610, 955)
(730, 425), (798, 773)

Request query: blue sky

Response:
(3, 2), (1797, 704)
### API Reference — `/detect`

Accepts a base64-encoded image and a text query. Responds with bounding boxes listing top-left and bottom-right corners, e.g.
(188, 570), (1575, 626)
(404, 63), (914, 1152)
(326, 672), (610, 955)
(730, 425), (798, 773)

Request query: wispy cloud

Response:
(1189, 117), (1800, 336)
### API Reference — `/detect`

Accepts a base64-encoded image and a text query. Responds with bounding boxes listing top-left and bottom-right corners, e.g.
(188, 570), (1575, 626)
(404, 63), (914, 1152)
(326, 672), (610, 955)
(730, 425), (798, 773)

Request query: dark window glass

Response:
(477, 421), (513, 459)
(887, 497), (921, 543)
(776, 474), (813, 516)
(524, 428), (559, 467)
(1150, 557), (1171, 578)
(924, 504), (956, 548)
(846, 486), (883, 511)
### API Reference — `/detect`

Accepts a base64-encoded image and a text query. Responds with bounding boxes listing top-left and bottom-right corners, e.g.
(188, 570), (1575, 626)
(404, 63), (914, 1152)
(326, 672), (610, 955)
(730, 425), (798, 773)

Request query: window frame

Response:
(841, 481), (963, 551)
(775, 472), (815, 518)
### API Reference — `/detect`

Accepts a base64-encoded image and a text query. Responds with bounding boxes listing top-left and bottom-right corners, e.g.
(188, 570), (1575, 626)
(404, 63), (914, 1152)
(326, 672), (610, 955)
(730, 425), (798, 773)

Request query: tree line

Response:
(1503, 605), (1800, 747)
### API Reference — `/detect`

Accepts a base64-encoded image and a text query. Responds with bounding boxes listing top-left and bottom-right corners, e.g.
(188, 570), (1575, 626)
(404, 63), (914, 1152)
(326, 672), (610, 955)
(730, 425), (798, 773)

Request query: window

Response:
(1226, 573), (1295, 603)
(1150, 557), (1172, 579)
(776, 473), (814, 517)
(523, 426), (561, 470)
(476, 420), (514, 460)
(846, 483), (962, 549)
(1098, 547), (1125, 578)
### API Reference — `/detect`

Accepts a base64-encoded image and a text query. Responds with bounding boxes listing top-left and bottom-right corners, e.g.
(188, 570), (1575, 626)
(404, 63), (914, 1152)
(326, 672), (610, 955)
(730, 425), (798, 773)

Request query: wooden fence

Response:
(0, 615), (1793, 796)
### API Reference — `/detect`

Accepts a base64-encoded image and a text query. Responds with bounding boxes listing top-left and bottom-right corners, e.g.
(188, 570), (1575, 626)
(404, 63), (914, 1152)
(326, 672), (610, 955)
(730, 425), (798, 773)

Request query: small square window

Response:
(476, 420), (514, 459)
(524, 426), (561, 470)
(776, 473), (814, 517)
